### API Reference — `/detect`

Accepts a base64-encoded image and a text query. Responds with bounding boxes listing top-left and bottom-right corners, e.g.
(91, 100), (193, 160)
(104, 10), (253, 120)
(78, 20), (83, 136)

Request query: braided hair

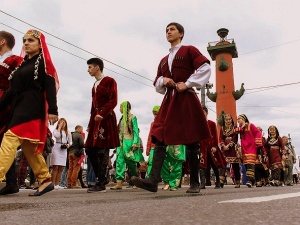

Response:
(118, 101), (132, 135)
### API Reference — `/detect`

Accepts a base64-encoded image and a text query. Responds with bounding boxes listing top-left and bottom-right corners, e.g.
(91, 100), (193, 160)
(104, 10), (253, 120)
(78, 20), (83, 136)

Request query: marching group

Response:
(0, 22), (296, 197)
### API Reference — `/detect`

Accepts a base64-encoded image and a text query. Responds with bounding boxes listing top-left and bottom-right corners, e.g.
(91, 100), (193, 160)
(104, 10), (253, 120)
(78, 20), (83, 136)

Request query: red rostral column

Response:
(207, 28), (244, 125)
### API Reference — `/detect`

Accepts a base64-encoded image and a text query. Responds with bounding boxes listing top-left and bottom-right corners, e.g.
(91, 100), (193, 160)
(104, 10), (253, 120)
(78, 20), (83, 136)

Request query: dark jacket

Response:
(69, 131), (84, 153)
(0, 54), (58, 129)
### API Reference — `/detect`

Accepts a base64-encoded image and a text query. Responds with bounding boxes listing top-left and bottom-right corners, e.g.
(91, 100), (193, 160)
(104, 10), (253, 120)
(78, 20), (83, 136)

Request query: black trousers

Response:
(231, 163), (241, 183)
(6, 160), (17, 187)
(184, 142), (200, 187)
(85, 148), (109, 186)
(207, 154), (220, 183)
(255, 164), (265, 183)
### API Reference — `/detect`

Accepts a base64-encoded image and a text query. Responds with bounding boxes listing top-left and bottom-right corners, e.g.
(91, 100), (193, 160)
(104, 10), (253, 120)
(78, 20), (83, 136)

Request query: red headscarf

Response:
(22, 30), (59, 91)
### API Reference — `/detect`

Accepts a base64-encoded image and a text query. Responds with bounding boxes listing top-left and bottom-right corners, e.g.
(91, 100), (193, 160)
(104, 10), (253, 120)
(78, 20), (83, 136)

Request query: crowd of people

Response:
(0, 22), (297, 197)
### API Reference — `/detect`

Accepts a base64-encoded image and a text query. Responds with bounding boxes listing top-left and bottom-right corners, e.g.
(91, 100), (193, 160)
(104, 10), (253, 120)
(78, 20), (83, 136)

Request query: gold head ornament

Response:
(224, 114), (232, 120)
(24, 30), (41, 39)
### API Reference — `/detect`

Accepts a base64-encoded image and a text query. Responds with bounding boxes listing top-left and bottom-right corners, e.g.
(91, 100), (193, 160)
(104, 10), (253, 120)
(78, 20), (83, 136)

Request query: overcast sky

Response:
(1, 0), (300, 160)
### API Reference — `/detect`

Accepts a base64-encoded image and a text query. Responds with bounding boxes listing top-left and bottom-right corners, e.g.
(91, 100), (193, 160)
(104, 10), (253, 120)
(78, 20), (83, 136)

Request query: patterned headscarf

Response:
(19, 29), (59, 92)
(238, 114), (249, 123)
(268, 125), (279, 139)
(223, 113), (234, 127)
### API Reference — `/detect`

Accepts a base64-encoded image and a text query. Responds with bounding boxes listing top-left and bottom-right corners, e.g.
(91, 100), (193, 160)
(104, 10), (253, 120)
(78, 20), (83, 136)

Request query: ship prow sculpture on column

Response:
(207, 28), (244, 124)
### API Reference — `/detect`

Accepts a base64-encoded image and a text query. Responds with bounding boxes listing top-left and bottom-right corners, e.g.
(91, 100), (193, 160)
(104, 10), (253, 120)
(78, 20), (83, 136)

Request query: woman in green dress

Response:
(111, 101), (144, 190)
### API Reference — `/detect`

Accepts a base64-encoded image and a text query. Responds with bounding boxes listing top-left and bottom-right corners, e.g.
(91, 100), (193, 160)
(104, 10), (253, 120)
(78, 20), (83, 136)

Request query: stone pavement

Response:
(1, 183), (300, 225)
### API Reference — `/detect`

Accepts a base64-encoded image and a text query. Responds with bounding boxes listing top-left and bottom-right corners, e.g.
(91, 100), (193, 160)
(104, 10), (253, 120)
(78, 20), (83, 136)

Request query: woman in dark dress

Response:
(0, 29), (59, 196)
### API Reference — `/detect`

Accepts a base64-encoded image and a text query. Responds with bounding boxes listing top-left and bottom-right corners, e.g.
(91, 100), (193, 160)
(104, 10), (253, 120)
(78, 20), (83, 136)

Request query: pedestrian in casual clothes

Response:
(67, 125), (84, 188)
(292, 165), (298, 185)
(282, 135), (296, 186)
(51, 118), (72, 190)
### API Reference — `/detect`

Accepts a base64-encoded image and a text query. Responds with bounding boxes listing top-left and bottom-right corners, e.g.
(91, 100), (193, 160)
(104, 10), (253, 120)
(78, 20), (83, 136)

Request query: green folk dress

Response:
(147, 145), (186, 189)
(115, 114), (144, 180)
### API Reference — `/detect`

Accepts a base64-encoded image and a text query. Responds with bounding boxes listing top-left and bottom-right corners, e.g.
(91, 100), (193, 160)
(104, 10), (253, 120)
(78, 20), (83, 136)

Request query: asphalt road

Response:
(0, 183), (300, 225)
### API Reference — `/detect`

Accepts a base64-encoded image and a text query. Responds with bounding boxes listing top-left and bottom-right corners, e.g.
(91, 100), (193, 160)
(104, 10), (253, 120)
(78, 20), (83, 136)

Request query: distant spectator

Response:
(293, 165), (298, 185)
(67, 125), (85, 188)
(282, 136), (296, 186)
(51, 118), (72, 190)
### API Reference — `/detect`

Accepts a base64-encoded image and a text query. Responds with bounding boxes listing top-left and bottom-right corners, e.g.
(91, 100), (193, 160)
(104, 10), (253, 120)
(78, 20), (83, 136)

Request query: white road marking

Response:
(219, 192), (300, 203)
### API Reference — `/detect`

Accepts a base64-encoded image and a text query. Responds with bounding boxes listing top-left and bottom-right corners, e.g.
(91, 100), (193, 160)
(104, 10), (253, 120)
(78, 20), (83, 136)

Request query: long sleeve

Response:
(218, 127), (225, 148)
(209, 121), (218, 147)
(250, 124), (262, 147)
(154, 76), (166, 95)
(44, 74), (58, 115)
(131, 116), (140, 147)
(67, 132), (72, 145)
(97, 78), (118, 118)
(185, 63), (211, 89)
(0, 89), (13, 112)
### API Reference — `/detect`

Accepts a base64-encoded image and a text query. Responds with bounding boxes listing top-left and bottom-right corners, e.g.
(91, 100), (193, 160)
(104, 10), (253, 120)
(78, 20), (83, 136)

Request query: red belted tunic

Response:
(151, 45), (211, 145)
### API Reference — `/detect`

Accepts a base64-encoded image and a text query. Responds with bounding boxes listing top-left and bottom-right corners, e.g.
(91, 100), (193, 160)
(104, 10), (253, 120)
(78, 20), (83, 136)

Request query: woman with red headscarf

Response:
(0, 29), (59, 196)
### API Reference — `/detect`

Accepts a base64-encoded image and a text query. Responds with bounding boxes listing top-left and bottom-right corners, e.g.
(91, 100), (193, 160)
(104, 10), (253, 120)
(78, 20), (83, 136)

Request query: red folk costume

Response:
(0, 54), (23, 140)
(85, 76), (119, 149)
(2, 30), (59, 154)
(200, 120), (227, 169)
(151, 45), (210, 145)
(219, 125), (239, 163)
(264, 134), (285, 170)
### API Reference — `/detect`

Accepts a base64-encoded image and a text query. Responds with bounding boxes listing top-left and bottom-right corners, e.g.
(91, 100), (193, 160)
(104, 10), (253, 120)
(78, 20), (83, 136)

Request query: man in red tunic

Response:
(132, 22), (211, 193)
(0, 31), (23, 195)
(84, 58), (120, 193)
(199, 107), (227, 189)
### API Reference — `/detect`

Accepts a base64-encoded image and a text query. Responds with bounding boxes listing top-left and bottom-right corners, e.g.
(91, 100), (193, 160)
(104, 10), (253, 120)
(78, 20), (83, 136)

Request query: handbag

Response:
(45, 136), (54, 154)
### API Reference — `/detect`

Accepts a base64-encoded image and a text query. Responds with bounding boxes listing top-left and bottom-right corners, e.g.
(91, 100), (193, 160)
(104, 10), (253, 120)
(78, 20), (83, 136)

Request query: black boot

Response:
(0, 163), (19, 195)
(131, 146), (166, 192)
(186, 145), (200, 193)
(98, 149), (109, 187)
(199, 169), (206, 189)
(205, 165), (212, 186)
(214, 181), (221, 189)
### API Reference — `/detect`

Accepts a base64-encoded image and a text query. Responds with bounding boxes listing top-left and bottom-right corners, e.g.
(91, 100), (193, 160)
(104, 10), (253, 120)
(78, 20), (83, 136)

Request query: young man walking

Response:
(85, 58), (119, 193)
(132, 22), (211, 193)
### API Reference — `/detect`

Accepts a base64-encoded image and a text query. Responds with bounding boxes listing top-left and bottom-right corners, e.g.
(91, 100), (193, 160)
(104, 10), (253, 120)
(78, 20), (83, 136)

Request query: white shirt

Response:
(0, 50), (13, 62)
(94, 74), (105, 92)
(155, 44), (211, 94)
